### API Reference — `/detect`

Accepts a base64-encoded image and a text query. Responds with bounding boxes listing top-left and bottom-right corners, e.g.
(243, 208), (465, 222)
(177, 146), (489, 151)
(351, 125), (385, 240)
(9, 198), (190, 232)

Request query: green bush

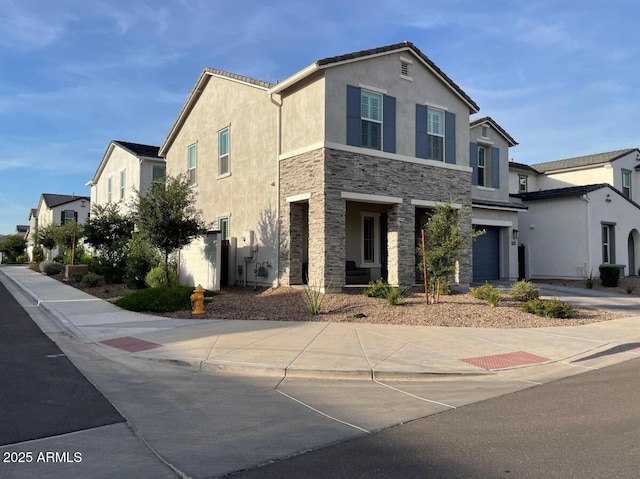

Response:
(509, 280), (539, 302)
(599, 265), (620, 287)
(145, 266), (177, 288)
(522, 298), (573, 319)
(114, 286), (199, 313)
(485, 288), (502, 307)
(15, 255), (26, 264)
(364, 278), (390, 298)
(384, 286), (407, 306)
(79, 254), (94, 265)
(39, 261), (64, 276)
(31, 246), (44, 263)
(79, 272), (104, 288)
(124, 236), (161, 289)
(470, 283), (496, 301)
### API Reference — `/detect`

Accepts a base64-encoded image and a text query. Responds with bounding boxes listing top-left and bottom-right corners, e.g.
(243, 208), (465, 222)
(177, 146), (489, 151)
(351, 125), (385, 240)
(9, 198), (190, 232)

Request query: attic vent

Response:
(401, 61), (409, 76)
(482, 125), (489, 137)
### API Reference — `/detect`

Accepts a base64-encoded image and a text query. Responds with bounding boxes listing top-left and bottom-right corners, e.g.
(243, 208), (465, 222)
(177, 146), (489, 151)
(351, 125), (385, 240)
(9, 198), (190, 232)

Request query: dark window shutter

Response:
(346, 85), (361, 147)
(382, 95), (396, 153)
(415, 104), (428, 159)
(60, 211), (65, 224)
(491, 147), (500, 188)
(445, 112), (456, 164)
(469, 142), (478, 185)
(74, 211), (78, 223)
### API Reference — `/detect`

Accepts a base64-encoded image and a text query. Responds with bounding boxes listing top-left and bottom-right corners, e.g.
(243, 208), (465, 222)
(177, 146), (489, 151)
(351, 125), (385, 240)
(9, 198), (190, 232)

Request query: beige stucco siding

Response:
(538, 165), (613, 191)
(164, 74), (279, 286)
(323, 52), (471, 165)
(280, 74), (325, 155)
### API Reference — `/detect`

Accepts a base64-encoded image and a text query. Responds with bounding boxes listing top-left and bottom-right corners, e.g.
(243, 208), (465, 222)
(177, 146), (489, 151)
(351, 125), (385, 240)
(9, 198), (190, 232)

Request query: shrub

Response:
(79, 254), (94, 265)
(39, 261), (64, 276)
(302, 284), (325, 315)
(509, 280), (539, 302)
(123, 236), (161, 289)
(79, 272), (104, 288)
(15, 255), (26, 264)
(364, 278), (390, 298)
(31, 246), (44, 263)
(471, 283), (496, 301)
(485, 288), (502, 307)
(114, 286), (199, 313)
(522, 298), (573, 319)
(145, 266), (177, 288)
(599, 265), (620, 287)
(384, 286), (407, 306)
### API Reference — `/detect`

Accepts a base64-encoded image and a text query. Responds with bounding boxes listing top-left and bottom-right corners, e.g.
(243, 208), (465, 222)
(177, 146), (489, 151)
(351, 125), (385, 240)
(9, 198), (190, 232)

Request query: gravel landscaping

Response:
(63, 276), (626, 328)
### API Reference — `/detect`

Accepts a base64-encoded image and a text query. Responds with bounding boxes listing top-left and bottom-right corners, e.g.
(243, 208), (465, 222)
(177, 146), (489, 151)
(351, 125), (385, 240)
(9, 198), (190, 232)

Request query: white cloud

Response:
(0, 0), (71, 50)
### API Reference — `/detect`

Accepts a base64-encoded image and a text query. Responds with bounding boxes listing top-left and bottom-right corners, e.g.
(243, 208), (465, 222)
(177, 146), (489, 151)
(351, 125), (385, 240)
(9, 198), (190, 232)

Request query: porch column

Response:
(308, 193), (345, 291)
(387, 202), (415, 286)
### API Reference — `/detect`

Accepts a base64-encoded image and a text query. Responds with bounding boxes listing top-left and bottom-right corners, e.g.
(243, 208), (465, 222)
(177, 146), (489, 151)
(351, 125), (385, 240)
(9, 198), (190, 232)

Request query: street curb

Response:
(0, 268), (90, 343)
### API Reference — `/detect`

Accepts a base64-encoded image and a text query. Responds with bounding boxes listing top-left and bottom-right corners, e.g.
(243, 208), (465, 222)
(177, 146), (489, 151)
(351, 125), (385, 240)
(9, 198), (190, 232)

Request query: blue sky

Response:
(1, 0), (638, 234)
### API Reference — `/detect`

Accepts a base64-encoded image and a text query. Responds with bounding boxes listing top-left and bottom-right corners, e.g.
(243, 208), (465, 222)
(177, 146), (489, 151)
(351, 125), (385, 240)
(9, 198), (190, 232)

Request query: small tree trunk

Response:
(421, 229), (429, 305)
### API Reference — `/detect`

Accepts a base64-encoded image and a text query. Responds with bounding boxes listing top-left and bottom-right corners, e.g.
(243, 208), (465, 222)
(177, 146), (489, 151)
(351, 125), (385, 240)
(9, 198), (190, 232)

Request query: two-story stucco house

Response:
(86, 140), (165, 215)
(33, 193), (91, 259)
(160, 42), (482, 291)
(509, 148), (640, 279)
(469, 117), (526, 282)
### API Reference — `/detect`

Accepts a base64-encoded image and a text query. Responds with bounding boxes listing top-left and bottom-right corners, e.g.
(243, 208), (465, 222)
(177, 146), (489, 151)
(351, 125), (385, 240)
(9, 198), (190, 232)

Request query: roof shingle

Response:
(532, 148), (638, 173)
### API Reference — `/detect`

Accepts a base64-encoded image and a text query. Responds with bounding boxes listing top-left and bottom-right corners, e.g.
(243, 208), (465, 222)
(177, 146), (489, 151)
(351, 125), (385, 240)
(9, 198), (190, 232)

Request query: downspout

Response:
(270, 91), (283, 287)
(581, 193), (592, 276)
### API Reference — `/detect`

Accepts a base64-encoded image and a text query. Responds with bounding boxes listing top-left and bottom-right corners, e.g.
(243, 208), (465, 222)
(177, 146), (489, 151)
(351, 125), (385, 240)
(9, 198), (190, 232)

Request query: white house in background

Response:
(25, 208), (38, 260)
(86, 140), (165, 214)
(34, 193), (91, 260)
(510, 148), (640, 279)
(469, 117), (526, 282)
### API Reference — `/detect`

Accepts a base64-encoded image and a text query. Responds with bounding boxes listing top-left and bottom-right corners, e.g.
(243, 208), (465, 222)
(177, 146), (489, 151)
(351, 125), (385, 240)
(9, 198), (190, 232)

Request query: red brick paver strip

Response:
(100, 336), (163, 353)
(461, 351), (550, 370)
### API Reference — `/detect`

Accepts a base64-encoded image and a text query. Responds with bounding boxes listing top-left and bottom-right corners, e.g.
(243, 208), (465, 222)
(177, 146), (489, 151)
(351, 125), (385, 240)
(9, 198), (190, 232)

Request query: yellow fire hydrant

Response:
(190, 284), (206, 315)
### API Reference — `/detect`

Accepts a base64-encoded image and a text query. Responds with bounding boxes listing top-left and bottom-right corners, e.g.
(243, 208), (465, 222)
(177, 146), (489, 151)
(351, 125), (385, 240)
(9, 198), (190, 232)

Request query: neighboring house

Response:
(86, 140), (165, 215)
(509, 148), (640, 279)
(160, 41), (481, 291)
(469, 117), (526, 282)
(34, 193), (91, 260)
(25, 208), (38, 260)
(15, 225), (29, 238)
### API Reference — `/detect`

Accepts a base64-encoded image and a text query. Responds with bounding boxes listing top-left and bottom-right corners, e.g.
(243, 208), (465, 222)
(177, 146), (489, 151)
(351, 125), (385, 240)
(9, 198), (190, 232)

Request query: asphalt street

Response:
(230, 357), (640, 479)
(0, 280), (124, 445)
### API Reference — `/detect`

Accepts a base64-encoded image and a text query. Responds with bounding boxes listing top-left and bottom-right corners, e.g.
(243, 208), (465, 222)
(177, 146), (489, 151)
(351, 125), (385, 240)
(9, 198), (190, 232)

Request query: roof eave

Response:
(160, 70), (213, 157)
(267, 63), (321, 95)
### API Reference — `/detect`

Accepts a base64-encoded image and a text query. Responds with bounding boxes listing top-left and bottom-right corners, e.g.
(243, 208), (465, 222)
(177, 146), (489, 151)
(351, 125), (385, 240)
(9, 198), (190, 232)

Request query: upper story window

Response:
(417, 105), (455, 164)
(427, 108), (444, 161)
(62, 210), (76, 225)
(519, 174), (528, 193)
(622, 169), (631, 199)
(477, 147), (486, 186)
(360, 90), (382, 150)
(107, 176), (113, 203)
(219, 128), (230, 176)
(119, 169), (126, 200)
(346, 85), (396, 154)
(152, 165), (165, 185)
(188, 143), (197, 185)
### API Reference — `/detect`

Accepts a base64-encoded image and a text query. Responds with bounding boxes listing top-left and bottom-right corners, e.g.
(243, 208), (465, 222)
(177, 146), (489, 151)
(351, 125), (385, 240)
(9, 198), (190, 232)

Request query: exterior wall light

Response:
(512, 229), (519, 240)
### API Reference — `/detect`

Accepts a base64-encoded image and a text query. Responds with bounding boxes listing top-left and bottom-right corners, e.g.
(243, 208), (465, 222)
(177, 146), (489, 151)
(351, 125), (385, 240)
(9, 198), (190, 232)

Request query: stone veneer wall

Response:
(279, 147), (473, 289)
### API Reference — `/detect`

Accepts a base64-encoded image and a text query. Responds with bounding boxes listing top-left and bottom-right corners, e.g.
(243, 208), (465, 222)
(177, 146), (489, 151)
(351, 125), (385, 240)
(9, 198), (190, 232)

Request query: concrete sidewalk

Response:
(3, 265), (640, 379)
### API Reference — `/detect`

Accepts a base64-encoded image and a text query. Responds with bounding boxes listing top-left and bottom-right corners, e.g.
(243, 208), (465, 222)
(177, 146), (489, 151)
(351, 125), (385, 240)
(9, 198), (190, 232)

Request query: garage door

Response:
(473, 226), (500, 282)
